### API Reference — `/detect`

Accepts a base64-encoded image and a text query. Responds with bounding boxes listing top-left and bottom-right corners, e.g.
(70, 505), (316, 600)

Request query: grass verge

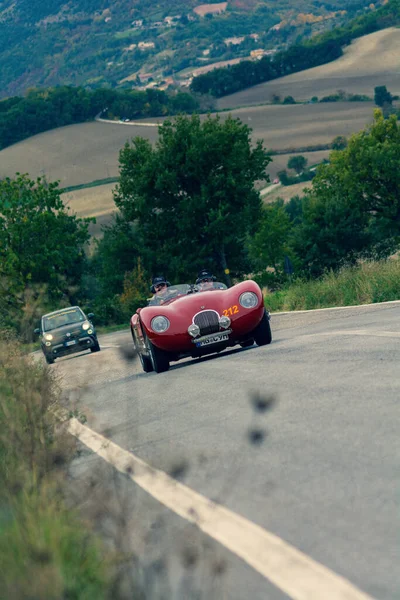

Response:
(0, 336), (109, 599)
(265, 259), (400, 312)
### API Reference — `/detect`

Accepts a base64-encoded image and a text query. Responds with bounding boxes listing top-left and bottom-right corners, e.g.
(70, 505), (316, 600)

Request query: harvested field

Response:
(267, 149), (330, 178)
(59, 152), (326, 228)
(61, 183), (117, 237)
(217, 28), (400, 109)
(136, 102), (374, 151)
(0, 121), (158, 187)
(194, 2), (227, 16)
(191, 57), (248, 77)
(264, 181), (312, 204)
(0, 104), (371, 190)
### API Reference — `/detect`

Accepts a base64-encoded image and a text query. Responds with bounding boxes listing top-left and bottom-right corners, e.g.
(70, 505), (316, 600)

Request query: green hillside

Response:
(0, 0), (373, 97)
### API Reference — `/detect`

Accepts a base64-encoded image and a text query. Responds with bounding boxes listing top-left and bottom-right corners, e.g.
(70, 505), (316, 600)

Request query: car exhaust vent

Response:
(194, 310), (219, 336)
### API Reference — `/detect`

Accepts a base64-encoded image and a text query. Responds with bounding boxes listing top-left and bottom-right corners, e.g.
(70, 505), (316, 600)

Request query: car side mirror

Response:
(34, 328), (40, 335)
(87, 313), (94, 319)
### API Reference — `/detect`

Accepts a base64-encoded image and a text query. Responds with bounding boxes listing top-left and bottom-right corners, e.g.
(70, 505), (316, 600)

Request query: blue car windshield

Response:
(43, 308), (85, 331)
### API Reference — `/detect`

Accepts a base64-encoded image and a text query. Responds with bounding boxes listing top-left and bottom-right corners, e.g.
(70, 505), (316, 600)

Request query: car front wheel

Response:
(253, 310), (272, 346)
(240, 339), (254, 348)
(45, 354), (55, 364)
(147, 338), (170, 373)
(133, 331), (153, 373)
(91, 339), (101, 352)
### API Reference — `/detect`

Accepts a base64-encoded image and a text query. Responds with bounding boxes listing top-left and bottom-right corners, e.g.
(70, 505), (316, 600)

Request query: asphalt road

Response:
(55, 303), (400, 599)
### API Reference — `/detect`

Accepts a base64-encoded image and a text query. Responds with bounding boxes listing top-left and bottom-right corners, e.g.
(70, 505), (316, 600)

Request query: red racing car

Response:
(130, 280), (272, 373)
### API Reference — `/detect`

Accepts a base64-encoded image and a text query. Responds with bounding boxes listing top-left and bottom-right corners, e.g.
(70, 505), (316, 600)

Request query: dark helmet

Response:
(195, 269), (216, 285)
(150, 276), (170, 293)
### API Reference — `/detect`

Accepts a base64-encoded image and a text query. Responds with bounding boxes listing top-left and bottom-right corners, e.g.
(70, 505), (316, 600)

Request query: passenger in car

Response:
(196, 269), (220, 291)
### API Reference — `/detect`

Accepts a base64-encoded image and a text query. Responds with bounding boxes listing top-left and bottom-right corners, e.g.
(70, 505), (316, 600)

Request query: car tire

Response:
(240, 339), (254, 348)
(90, 340), (101, 353)
(253, 310), (272, 346)
(133, 331), (153, 373)
(147, 339), (170, 373)
(45, 354), (55, 364)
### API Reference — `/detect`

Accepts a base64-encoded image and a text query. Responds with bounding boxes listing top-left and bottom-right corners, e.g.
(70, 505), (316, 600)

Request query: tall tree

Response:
(249, 199), (293, 277)
(287, 155), (308, 174)
(0, 174), (90, 299)
(292, 110), (400, 274)
(114, 114), (271, 282)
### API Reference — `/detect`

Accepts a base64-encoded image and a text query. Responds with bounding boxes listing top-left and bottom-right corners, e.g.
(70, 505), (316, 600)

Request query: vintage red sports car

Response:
(130, 280), (272, 373)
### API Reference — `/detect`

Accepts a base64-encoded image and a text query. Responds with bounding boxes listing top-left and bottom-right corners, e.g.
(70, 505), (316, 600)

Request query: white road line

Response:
(64, 414), (374, 600)
(273, 299), (400, 316)
(312, 330), (400, 339)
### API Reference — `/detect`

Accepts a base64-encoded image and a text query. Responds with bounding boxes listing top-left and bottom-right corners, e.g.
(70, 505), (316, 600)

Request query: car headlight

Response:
(151, 316), (170, 333)
(44, 334), (53, 341)
(188, 323), (200, 338)
(219, 315), (231, 329)
(239, 292), (258, 309)
(82, 321), (91, 330)
(45, 341), (52, 347)
(87, 329), (93, 334)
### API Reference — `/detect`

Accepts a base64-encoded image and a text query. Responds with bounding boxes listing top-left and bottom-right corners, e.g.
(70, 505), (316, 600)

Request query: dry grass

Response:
(217, 27), (400, 109)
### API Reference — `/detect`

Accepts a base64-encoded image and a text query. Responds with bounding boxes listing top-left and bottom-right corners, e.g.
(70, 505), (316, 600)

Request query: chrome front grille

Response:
(193, 310), (219, 336)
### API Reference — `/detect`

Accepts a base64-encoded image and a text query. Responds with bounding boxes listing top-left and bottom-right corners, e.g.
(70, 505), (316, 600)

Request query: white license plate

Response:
(196, 333), (229, 347)
(65, 340), (76, 346)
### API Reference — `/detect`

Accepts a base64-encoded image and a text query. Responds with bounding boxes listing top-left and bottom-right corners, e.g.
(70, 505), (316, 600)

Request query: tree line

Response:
(0, 85), (199, 150)
(1, 110), (400, 339)
(190, 0), (400, 97)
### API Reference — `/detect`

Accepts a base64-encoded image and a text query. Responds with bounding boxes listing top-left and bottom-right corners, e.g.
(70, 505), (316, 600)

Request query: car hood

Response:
(42, 323), (88, 340)
(139, 280), (262, 328)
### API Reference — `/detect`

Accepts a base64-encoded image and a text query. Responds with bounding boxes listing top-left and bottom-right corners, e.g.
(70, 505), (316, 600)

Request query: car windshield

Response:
(196, 281), (227, 292)
(43, 308), (86, 331)
(147, 284), (193, 306)
(147, 282), (227, 305)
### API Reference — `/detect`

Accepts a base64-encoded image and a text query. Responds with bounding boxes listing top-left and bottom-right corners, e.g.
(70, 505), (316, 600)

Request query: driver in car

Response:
(195, 269), (224, 291)
(149, 276), (171, 305)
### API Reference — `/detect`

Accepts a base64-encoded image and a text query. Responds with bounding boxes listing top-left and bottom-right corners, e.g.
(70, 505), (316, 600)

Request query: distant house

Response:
(180, 78), (193, 87)
(224, 36), (245, 45)
(250, 49), (267, 59)
(250, 33), (260, 40)
(164, 15), (181, 25)
(132, 19), (143, 27)
(138, 73), (153, 83)
(138, 41), (155, 49)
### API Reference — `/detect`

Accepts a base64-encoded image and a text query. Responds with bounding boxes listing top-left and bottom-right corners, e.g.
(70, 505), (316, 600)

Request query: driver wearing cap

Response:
(149, 276), (171, 305)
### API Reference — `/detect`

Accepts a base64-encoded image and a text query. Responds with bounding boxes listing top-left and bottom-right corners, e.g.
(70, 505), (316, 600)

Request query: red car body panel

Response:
(130, 280), (265, 357)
